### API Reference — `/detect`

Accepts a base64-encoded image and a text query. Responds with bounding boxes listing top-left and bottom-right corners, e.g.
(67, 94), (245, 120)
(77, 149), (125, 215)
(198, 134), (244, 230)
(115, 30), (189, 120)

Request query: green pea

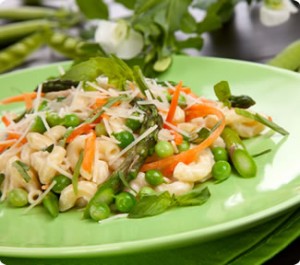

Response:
(42, 191), (59, 218)
(30, 116), (46, 133)
(212, 161), (231, 182)
(125, 112), (141, 131)
(46, 113), (63, 127)
(177, 140), (190, 152)
(145, 169), (164, 186)
(115, 192), (136, 213)
(93, 188), (114, 205)
(63, 114), (81, 127)
(155, 141), (174, 158)
(95, 122), (107, 136)
(89, 202), (111, 221)
(52, 175), (72, 194)
(7, 188), (28, 207)
(212, 147), (228, 161)
(138, 186), (156, 198)
(113, 131), (135, 149)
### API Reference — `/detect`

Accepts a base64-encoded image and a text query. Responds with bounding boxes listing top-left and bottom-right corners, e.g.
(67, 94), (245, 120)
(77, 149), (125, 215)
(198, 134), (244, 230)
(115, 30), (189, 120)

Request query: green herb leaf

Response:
(43, 144), (54, 153)
(235, 108), (289, 136)
(214, 80), (231, 106)
(128, 191), (172, 218)
(115, 0), (137, 9)
(192, 127), (211, 144)
(72, 151), (84, 195)
(175, 37), (203, 50)
(13, 160), (31, 183)
(180, 11), (198, 33)
(174, 186), (210, 206)
(75, 0), (108, 19)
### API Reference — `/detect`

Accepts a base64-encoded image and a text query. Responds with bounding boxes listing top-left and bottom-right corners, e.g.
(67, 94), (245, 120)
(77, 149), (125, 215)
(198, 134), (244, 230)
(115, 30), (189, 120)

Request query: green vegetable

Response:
(113, 131), (135, 149)
(84, 103), (163, 219)
(39, 79), (79, 93)
(52, 175), (72, 194)
(138, 186), (156, 198)
(177, 140), (190, 152)
(212, 160), (231, 182)
(133, 65), (151, 96)
(89, 202), (111, 221)
(7, 188), (28, 207)
(12, 160), (31, 182)
(155, 141), (174, 158)
(0, 32), (44, 73)
(76, 0), (108, 19)
(221, 127), (257, 178)
(30, 116), (46, 133)
(63, 114), (81, 127)
(115, 192), (136, 213)
(46, 113), (63, 127)
(211, 147), (228, 161)
(174, 186), (210, 207)
(125, 112), (142, 131)
(43, 144), (54, 153)
(192, 127), (210, 144)
(145, 169), (164, 186)
(0, 7), (68, 20)
(42, 191), (59, 218)
(72, 151), (84, 195)
(214, 81), (255, 108)
(235, 108), (289, 136)
(95, 122), (107, 136)
(0, 20), (51, 45)
(0, 173), (5, 187)
(38, 100), (48, 111)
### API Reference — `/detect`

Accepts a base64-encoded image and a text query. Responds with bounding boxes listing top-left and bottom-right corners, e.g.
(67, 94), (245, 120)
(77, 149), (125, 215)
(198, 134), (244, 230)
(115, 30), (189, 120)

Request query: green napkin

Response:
(1, 206), (300, 265)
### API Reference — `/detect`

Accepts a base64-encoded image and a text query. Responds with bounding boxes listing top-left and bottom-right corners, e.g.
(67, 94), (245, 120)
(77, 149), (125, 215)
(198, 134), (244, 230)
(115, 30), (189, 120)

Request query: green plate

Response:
(0, 56), (300, 258)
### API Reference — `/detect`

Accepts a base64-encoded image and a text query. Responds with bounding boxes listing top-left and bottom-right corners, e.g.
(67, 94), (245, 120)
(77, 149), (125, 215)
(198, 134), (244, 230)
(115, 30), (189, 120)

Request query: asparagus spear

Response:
(83, 103), (163, 219)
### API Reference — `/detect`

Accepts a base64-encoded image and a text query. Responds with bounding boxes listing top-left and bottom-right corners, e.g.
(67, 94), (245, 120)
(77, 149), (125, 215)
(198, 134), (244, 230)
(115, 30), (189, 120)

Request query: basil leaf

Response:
(75, 0), (108, 19)
(180, 11), (198, 33)
(115, 0), (137, 9)
(214, 80), (231, 106)
(174, 187), (210, 206)
(235, 108), (289, 136)
(13, 161), (31, 183)
(128, 191), (172, 218)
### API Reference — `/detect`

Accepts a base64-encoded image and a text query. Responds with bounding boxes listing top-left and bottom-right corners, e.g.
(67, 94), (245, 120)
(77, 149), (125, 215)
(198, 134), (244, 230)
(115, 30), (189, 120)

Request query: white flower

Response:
(95, 20), (144, 59)
(260, 0), (298, 27)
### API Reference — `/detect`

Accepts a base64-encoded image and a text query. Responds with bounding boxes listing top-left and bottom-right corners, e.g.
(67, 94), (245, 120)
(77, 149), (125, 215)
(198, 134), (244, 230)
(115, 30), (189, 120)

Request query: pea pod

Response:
(221, 127), (257, 178)
(0, 32), (44, 73)
(0, 7), (68, 21)
(42, 191), (59, 218)
(0, 19), (52, 45)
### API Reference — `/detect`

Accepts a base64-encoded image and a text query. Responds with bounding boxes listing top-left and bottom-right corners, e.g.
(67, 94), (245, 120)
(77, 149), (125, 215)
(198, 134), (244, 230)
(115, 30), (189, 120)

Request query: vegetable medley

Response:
(0, 57), (288, 221)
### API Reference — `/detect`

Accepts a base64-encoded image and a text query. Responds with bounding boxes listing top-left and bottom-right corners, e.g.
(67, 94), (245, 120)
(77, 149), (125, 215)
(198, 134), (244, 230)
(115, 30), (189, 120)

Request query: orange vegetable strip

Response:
(23, 93), (33, 110)
(0, 92), (39, 105)
(66, 123), (95, 143)
(171, 130), (183, 145)
(1, 116), (11, 127)
(165, 81), (182, 125)
(91, 98), (108, 109)
(82, 131), (96, 173)
(141, 105), (225, 174)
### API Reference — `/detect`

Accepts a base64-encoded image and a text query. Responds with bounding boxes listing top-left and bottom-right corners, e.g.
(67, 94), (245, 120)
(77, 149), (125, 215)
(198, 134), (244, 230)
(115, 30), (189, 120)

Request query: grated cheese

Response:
(164, 121), (190, 138)
(102, 117), (113, 136)
(48, 162), (73, 179)
(109, 125), (158, 166)
(33, 84), (43, 114)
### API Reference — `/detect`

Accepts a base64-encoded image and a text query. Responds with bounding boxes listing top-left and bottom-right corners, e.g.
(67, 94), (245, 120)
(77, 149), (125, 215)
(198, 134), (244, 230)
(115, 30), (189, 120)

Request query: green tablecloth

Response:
(1, 207), (300, 265)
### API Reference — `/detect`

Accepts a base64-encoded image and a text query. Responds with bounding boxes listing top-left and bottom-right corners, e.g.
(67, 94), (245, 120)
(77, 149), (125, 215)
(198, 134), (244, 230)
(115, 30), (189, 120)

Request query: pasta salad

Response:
(0, 57), (288, 221)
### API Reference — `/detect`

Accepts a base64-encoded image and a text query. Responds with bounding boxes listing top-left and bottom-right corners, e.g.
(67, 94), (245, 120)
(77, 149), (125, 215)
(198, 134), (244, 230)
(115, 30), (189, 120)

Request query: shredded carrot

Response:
(66, 123), (95, 143)
(165, 81), (182, 126)
(90, 98), (108, 110)
(82, 131), (96, 173)
(1, 116), (11, 127)
(101, 113), (110, 120)
(23, 93), (34, 110)
(0, 140), (17, 153)
(171, 130), (183, 145)
(141, 105), (225, 175)
(0, 92), (39, 105)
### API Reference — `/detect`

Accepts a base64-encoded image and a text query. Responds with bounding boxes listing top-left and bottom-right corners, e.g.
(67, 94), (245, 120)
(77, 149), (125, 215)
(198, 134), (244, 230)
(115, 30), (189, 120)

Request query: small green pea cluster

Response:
(211, 147), (232, 183)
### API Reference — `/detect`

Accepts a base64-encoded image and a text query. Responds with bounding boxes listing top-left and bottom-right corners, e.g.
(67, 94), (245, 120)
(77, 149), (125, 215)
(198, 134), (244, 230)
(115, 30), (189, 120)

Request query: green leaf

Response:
(135, 0), (165, 15)
(42, 144), (54, 153)
(115, 0), (137, 9)
(13, 161), (31, 183)
(174, 186), (210, 206)
(235, 108), (289, 136)
(180, 11), (198, 33)
(214, 80), (231, 106)
(133, 65), (150, 95)
(175, 37), (203, 50)
(128, 191), (172, 218)
(75, 0), (109, 19)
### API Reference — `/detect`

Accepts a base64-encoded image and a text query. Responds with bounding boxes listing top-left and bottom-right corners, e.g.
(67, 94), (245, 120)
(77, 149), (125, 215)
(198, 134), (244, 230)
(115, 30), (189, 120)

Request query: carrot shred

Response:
(82, 131), (96, 173)
(23, 93), (34, 110)
(171, 130), (183, 145)
(141, 105), (225, 175)
(66, 123), (95, 143)
(0, 92), (39, 105)
(1, 116), (11, 127)
(165, 81), (182, 125)
(90, 98), (108, 110)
